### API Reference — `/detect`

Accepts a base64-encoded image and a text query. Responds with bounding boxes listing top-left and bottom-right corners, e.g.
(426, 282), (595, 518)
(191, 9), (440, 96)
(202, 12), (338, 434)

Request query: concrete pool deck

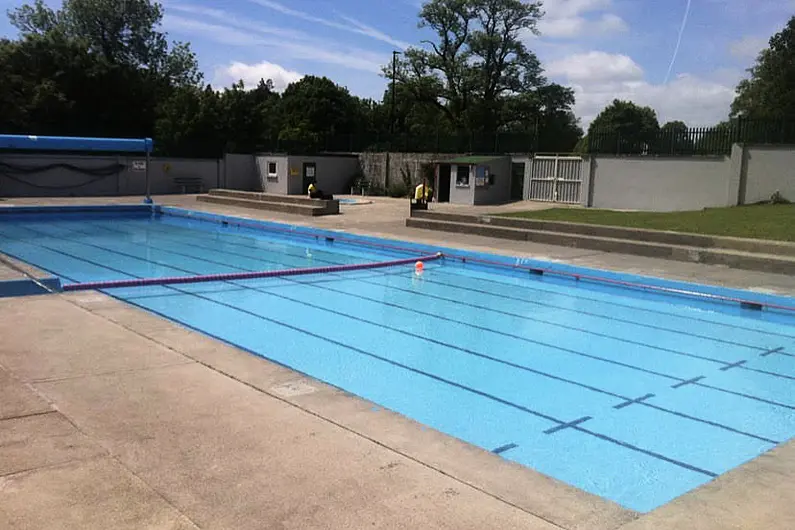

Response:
(2, 195), (795, 529)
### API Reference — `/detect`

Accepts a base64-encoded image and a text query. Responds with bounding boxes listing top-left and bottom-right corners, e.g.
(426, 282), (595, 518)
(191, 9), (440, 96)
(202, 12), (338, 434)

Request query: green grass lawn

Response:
(498, 204), (795, 242)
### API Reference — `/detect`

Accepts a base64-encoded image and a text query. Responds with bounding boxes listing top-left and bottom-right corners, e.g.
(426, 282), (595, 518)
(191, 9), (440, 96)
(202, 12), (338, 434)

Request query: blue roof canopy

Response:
(0, 135), (154, 153)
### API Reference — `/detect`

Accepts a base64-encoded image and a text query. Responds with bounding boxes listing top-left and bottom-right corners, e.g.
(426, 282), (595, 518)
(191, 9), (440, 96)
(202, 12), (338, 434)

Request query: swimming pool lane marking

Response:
(543, 416), (592, 434)
(491, 443), (519, 455)
(0, 229), (784, 464)
(613, 394), (656, 410)
(761, 347), (787, 357)
(671, 377), (705, 389)
(354, 274), (795, 383)
(720, 360), (748, 372)
(395, 272), (779, 353)
(436, 266), (795, 341)
(5, 225), (795, 418)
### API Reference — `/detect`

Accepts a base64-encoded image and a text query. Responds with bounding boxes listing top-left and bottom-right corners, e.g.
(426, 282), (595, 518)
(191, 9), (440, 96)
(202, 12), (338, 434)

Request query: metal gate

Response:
(527, 155), (583, 203)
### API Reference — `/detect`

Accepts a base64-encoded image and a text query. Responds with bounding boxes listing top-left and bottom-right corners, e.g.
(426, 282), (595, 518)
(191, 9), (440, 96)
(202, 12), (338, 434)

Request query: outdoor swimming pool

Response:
(1, 205), (795, 513)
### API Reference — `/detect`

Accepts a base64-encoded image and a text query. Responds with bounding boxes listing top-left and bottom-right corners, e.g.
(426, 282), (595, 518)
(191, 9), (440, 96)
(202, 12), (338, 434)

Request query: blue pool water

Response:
(2, 206), (795, 512)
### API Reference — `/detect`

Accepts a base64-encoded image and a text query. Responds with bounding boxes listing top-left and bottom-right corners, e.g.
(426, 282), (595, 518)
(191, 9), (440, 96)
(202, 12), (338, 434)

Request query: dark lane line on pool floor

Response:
(0, 228), (770, 476)
(390, 272), (779, 353)
(4, 224), (794, 436)
(491, 443), (519, 455)
(436, 266), (795, 341)
(353, 274), (795, 382)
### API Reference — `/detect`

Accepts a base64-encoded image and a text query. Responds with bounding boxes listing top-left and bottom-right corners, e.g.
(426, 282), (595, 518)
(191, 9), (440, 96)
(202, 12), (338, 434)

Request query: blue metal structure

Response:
(0, 134), (154, 201)
(0, 135), (153, 153)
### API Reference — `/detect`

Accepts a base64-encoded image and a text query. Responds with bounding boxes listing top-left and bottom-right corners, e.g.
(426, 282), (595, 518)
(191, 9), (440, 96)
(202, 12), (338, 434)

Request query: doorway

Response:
(302, 162), (317, 193)
(511, 163), (526, 200)
(437, 164), (451, 202)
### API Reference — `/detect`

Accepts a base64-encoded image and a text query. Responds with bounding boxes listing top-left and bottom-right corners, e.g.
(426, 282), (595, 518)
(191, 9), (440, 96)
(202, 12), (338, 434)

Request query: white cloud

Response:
(213, 61), (303, 92)
(546, 51), (643, 82)
(538, 0), (627, 38)
(548, 51), (736, 127)
(249, 0), (411, 49)
(729, 35), (767, 60)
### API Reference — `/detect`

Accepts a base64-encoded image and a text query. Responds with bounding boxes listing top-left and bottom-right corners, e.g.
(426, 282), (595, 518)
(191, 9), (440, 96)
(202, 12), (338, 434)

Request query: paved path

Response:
(2, 194), (795, 529)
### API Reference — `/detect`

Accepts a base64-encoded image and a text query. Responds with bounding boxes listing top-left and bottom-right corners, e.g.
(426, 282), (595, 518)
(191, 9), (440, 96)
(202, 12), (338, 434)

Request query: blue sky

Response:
(1, 0), (793, 126)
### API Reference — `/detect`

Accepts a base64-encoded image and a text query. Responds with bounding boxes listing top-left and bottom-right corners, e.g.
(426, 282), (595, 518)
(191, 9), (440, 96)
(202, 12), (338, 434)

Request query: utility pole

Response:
(385, 50), (399, 190)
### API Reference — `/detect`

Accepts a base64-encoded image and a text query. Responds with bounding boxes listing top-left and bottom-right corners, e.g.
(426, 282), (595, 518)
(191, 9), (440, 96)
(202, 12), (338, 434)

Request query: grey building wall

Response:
(286, 155), (360, 195)
(743, 145), (795, 203)
(0, 153), (222, 197)
(473, 157), (512, 205)
(223, 153), (258, 191)
(256, 155), (289, 194)
(589, 155), (732, 211)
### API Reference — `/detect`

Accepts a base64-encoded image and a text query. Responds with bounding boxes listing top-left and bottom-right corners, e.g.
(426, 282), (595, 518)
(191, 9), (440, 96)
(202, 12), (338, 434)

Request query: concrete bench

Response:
(198, 189), (339, 216)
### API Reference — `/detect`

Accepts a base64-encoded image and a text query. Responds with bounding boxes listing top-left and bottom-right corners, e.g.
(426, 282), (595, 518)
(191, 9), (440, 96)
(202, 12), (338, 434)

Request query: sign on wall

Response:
(131, 160), (147, 172)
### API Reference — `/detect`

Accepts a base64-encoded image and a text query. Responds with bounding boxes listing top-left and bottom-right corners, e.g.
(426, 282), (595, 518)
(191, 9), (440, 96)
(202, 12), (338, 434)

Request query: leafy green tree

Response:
(154, 85), (224, 157)
(393, 0), (544, 134)
(587, 100), (660, 154)
(277, 76), (363, 151)
(732, 16), (795, 120)
(8, 0), (201, 85)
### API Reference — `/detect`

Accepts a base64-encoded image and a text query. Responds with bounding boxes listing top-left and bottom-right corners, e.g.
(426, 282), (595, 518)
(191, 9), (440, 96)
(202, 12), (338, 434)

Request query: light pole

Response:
(385, 50), (400, 189)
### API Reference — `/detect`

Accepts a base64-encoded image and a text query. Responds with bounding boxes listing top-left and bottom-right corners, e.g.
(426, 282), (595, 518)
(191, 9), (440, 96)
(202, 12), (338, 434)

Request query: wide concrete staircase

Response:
(406, 210), (795, 275)
(197, 189), (339, 216)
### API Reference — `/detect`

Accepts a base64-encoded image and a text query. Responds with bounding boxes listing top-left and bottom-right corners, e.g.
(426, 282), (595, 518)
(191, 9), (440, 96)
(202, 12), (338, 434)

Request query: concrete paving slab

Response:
(0, 457), (199, 530)
(35, 361), (561, 530)
(0, 297), (193, 382)
(0, 413), (106, 476)
(0, 368), (52, 420)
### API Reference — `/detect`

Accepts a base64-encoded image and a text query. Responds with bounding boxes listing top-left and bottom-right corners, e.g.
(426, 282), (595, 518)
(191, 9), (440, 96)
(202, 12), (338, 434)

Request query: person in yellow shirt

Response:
(307, 181), (332, 200)
(414, 181), (433, 202)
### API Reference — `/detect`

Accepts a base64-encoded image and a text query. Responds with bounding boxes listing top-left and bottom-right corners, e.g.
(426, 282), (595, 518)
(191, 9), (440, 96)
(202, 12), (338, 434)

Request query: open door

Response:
(437, 164), (451, 202)
(511, 163), (525, 200)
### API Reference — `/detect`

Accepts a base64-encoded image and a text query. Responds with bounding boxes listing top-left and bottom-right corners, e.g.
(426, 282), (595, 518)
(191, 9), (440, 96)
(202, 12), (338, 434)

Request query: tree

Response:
(277, 76), (363, 152)
(154, 85), (224, 157)
(587, 100), (660, 154)
(393, 0), (544, 134)
(8, 0), (201, 86)
(732, 16), (795, 120)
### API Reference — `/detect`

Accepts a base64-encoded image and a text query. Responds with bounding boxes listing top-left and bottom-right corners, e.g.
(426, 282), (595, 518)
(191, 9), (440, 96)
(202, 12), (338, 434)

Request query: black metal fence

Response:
(588, 119), (795, 156)
(255, 131), (538, 155)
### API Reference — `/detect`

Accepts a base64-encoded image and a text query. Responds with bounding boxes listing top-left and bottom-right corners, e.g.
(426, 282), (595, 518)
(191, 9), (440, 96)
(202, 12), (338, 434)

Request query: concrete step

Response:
(197, 195), (336, 216)
(405, 217), (795, 275)
(208, 189), (338, 209)
(410, 210), (795, 257)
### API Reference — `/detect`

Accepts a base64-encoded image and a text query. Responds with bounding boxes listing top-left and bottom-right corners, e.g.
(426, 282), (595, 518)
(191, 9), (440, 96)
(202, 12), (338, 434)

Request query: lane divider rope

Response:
(62, 252), (443, 292)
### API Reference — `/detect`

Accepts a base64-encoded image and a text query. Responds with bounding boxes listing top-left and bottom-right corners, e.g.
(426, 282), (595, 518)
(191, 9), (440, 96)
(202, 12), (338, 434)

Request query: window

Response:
(267, 161), (278, 180)
(488, 173), (495, 186)
(455, 165), (470, 187)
